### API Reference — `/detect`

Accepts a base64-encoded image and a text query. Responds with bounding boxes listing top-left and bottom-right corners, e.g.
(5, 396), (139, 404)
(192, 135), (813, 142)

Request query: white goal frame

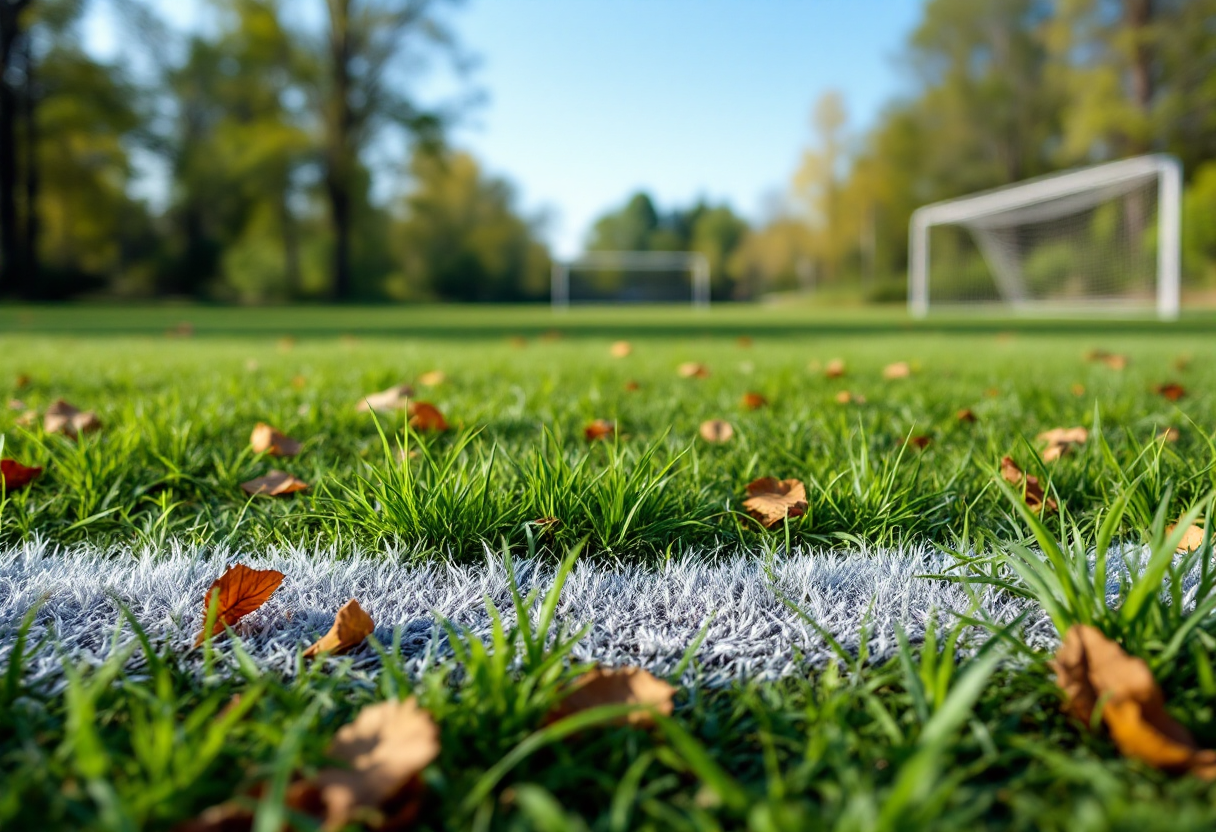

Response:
(551, 251), (711, 309)
(908, 154), (1182, 320)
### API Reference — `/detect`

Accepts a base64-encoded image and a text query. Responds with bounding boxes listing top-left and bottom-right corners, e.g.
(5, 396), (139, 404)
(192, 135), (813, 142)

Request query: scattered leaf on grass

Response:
(584, 419), (616, 441)
(304, 599), (375, 658)
(1085, 350), (1128, 370)
(1000, 456), (1057, 514)
(956, 408), (977, 423)
(7, 398), (25, 411)
(532, 516), (560, 534)
(357, 384), (414, 413)
(1038, 426), (1088, 462)
(193, 563), (285, 647)
(1155, 382), (1186, 401)
(741, 392), (768, 410)
(905, 435), (931, 450)
(1160, 427), (1181, 442)
(407, 401), (448, 432)
(699, 419), (734, 443)
(44, 399), (101, 438)
(14, 373), (30, 389)
(1167, 523), (1206, 553)
(1, 459), (42, 490)
(623, 380), (640, 392)
(241, 470), (309, 497)
(883, 361), (911, 380)
(1051, 625), (1216, 778)
(743, 477), (808, 529)
(418, 370), (446, 387)
(546, 667), (676, 728)
(610, 341), (633, 358)
(824, 359), (846, 378)
(834, 390), (865, 404)
(1071, 383), (1087, 397)
(677, 362), (710, 379)
(250, 423), (302, 457)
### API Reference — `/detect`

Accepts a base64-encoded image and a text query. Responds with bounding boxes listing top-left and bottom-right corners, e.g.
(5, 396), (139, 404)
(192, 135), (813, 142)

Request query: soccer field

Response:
(3, 304), (1216, 830)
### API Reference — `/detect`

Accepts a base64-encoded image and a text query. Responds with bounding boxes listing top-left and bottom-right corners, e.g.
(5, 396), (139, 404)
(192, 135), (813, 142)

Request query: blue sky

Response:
(85, 0), (924, 256)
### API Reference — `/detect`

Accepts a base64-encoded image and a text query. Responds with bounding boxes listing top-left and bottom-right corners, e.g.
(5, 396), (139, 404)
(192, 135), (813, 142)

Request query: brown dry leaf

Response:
(610, 341), (633, 358)
(1160, 427), (1181, 442)
(357, 384), (414, 413)
(824, 358), (846, 378)
(743, 477), (808, 529)
(1103, 354), (1128, 370)
(1038, 426), (1088, 462)
(172, 800), (253, 832)
(1167, 523), (1206, 554)
(956, 408), (977, 424)
(1, 459), (42, 490)
(623, 379), (640, 392)
(1051, 625), (1216, 778)
(1000, 456), (1057, 514)
(44, 399), (101, 438)
(241, 470), (309, 497)
(407, 401), (448, 432)
(883, 361), (912, 380)
(834, 390), (865, 404)
(1071, 383), (1087, 397)
(584, 419), (616, 441)
(304, 599), (375, 659)
(905, 435), (931, 450)
(314, 698), (440, 832)
(677, 362), (710, 379)
(741, 392), (768, 410)
(193, 563), (285, 647)
(15, 373), (30, 389)
(1155, 382), (1187, 402)
(532, 516), (560, 534)
(699, 419), (734, 443)
(250, 423), (302, 457)
(546, 667), (676, 728)
(418, 370), (446, 387)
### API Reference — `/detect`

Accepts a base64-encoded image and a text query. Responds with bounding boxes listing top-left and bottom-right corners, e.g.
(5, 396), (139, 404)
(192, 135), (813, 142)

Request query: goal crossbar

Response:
(908, 154), (1182, 319)
(551, 251), (711, 309)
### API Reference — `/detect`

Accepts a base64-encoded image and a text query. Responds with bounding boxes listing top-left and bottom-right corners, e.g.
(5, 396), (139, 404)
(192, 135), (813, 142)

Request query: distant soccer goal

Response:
(551, 251), (710, 309)
(908, 154), (1182, 319)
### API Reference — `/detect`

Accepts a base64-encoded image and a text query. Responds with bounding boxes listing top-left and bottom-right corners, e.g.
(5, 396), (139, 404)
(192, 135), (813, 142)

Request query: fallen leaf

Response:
(546, 667), (676, 728)
(1085, 349), (1127, 370)
(418, 370), (446, 387)
(532, 516), (560, 534)
(883, 361), (911, 380)
(824, 358), (846, 378)
(1160, 427), (1180, 442)
(584, 419), (616, 441)
(1071, 383), (1087, 397)
(985, 387), (1000, 398)
(173, 800), (253, 832)
(407, 401), (448, 432)
(1, 459), (42, 490)
(241, 470), (309, 497)
(250, 423), (301, 457)
(610, 341), (633, 358)
(1167, 523), (1206, 553)
(194, 563), (285, 647)
(7, 398), (25, 411)
(1038, 426), (1088, 462)
(1155, 382), (1186, 402)
(1051, 625), (1216, 778)
(314, 698), (440, 831)
(956, 408), (977, 423)
(1000, 456), (1057, 514)
(905, 435), (931, 450)
(741, 392), (768, 410)
(834, 390), (865, 404)
(14, 373), (30, 389)
(623, 379), (640, 392)
(743, 477), (808, 529)
(44, 399), (101, 438)
(699, 419), (734, 443)
(304, 599), (375, 659)
(677, 362), (710, 379)
(357, 384), (414, 413)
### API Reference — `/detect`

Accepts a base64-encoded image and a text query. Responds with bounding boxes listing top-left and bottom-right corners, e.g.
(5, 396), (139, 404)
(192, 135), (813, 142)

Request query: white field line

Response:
(0, 540), (1053, 689)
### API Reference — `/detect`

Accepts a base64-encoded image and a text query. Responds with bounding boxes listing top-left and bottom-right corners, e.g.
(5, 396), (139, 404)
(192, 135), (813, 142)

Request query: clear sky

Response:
(85, 0), (925, 256)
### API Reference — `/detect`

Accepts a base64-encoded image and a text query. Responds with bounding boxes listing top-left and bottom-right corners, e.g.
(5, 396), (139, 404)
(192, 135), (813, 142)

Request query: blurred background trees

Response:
(0, 0), (1213, 302)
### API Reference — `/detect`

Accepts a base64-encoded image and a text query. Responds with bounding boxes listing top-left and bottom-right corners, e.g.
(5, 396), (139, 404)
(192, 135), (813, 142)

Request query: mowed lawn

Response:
(4, 305), (1216, 831)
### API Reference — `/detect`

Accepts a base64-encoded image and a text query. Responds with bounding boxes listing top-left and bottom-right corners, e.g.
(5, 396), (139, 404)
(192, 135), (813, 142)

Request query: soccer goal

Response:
(908, 154), (1182, 319)
(551, 251), (711, 309)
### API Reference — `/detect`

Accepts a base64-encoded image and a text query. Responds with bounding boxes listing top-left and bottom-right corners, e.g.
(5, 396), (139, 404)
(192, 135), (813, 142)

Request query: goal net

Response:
(908, 154), (1181, 319)
(551, 251), (710, 308)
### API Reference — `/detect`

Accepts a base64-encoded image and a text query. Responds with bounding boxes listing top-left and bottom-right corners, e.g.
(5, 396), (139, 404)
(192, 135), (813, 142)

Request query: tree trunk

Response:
(280, 192), (302, 298)
(21, 23), (36, 296)
(325, 0), (354, 301)
(0, 13), (21, 297)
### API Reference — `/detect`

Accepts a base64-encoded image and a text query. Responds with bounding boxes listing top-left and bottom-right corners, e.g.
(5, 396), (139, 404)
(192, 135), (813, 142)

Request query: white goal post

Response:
(551, 251), (711, 309)
(908, 154), (1182, 320)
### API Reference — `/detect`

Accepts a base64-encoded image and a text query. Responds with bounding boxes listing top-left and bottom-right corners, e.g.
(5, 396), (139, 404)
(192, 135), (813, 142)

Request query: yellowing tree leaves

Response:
(407, 401), (448, 432)
(546, 667), (676, 728)
(1000, 456), (1057, 514)
(883, 361), (911, 380)
(1037, 426), (1088, 462)
(304, 599), (375, 659)
(357, 384), (414, 413)
(741, 392), (768, 410)
(193, 563), (285, 647)
(1, 459), (41, 490)
(584, 419), (616, 441)
(241, 470), (309, 497)
(1167, 523), (1206, 553)
(44, 399), (101, 438)
(699, 419), (734, 443)
(250, 423), (301, 457)
(610, 341), (633, 358)
(743, 477), (808, 529)
(677, 362), (710, 379)
(1051, 625), (1216, 778)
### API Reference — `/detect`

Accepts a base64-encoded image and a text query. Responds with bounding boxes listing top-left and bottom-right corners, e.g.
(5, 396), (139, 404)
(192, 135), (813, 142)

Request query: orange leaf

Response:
(241, 470), (309, 497)
(357, 384), (414, 413)
(1, 459), (42, 490)
(407, 401), (448, 432)
(699, 419), (734, 443)
(304, 599), (375, 659)
(43, 399), (101, 438)
(1000, 456), (1056, 514)
(1070, 383), (1086, 397)
(584, 419), (616, 441)
(250, 423), (301, 457)
(743, 477), (808, 529)
(1167, 522), (1206, 553)
(677, 362), (710, 379)
(956, 408), (977, 423)
(741, 392), (768, 410)
(882, 361), (911, 380)
(834, 390), (865, 404)
(824, 358), (846, 378)
(546, 667), (676, 728)
(1154, 382), (1186, 402)
(1051, 625), (1216, 778)
(610, 341), (633, 358)
(193, 563), (284, 647)
(418, 370), (446, 387)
